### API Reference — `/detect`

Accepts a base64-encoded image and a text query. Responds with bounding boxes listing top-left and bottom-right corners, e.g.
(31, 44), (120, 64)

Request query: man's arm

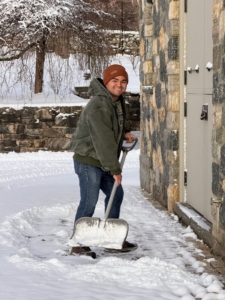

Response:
(113, 174), (122, 186)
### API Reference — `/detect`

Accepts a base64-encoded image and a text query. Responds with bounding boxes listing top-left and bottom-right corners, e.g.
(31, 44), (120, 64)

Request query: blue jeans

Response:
(74, 160), (124, 222)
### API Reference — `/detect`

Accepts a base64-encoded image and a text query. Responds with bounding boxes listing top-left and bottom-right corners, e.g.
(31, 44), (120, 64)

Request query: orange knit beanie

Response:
(103, 64), (128, 85)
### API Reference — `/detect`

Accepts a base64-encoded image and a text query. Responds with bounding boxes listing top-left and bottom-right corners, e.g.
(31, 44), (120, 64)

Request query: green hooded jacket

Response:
(71, 78), (129, 175)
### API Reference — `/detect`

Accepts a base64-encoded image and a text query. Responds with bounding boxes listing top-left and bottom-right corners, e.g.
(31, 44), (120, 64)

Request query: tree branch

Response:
(0, 42), (36, 61)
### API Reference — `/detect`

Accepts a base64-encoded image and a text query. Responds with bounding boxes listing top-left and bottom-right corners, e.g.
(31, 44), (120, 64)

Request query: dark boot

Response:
(70, 246), (96, 258)
(105, 241), (138, 253)
(122, 241), (138, 252)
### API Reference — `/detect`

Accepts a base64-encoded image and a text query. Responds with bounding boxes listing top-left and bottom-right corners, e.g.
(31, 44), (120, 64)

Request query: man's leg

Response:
(100, 171), (124, 219)
(71, 161), (102, 258)
(74, 160), (102, 222)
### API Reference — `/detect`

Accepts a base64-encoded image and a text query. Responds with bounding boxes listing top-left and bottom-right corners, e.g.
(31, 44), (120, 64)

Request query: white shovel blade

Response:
(68, 217), (129, 249)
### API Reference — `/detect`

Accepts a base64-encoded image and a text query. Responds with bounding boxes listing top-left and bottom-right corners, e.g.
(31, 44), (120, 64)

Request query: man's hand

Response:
(125, 132), (137, 143)
(113, 174), (122, 186)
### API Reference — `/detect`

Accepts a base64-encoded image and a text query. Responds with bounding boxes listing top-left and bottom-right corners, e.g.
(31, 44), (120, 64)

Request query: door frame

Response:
(179, 0), (186, 203)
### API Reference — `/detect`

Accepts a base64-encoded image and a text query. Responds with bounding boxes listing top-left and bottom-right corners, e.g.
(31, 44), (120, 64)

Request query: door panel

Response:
(186, 0), (213, 222)
(186, 0), (205, 94)
(186, 95), (212, 221)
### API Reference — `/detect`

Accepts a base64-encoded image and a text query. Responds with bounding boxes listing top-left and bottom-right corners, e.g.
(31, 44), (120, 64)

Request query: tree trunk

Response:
(133, 0), (140, 27)
(34, 37), (46, 94)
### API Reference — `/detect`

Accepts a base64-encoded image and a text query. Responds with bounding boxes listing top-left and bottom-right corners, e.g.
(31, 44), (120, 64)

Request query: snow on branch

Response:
(0, 43), (36, 61)
(0, 0), (116, 95)
(0, 0), (110, 55)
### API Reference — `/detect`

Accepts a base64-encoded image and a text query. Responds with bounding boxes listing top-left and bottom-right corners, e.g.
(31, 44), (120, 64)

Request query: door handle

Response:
(206, 62), (213, 71)
(200, 104), (208, 120)
(187, 64), (199, 73)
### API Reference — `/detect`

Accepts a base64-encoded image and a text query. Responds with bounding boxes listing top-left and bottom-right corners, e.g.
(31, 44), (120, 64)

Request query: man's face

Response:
(105, 76), (128, 101)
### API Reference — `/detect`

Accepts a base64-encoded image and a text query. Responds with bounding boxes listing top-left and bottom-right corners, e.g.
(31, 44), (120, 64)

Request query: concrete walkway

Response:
(143, 190), (225, 283)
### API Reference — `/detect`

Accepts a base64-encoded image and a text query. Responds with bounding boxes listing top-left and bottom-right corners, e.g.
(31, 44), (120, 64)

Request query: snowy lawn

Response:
(0, 140), (225, 300)
(0, 54), (140, 107)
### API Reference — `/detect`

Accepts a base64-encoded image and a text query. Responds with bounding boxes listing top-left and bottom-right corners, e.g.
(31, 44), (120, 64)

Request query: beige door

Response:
(186, 0), (213, 221)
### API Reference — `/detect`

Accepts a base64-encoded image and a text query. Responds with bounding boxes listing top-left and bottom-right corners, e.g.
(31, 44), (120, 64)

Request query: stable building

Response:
(139, 0), (225, 257)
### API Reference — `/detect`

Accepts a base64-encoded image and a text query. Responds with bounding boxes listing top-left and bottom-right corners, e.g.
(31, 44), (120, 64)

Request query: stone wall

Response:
(0, 97), (140, 153)
(211, 0), (225, 256)
(74, 88), (140, 131)
(0, 106), (82, 153)
(110, 31), (140, 56)
(139, 0), (180, 209)
(47, 31), (140, 58)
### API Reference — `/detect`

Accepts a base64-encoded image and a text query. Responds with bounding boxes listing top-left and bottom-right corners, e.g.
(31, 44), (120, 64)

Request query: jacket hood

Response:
(87, 78), (123, 104)
(87, 78), (108, 98)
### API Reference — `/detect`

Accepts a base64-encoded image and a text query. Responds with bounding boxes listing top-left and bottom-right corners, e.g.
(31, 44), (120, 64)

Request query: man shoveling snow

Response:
(69, 65), (138, 258)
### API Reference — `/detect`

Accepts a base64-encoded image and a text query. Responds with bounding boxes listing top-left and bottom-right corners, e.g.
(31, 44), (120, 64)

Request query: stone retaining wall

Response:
(110, 31), (140, 56)
(0, 106), (82, 153)
(45, 31), (140, 58)
(74, 88), (140, 130)
(0, 95), (140, 153)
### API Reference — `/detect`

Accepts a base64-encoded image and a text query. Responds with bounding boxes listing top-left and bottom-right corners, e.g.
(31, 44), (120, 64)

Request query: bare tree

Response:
(0, 0), (114, 93)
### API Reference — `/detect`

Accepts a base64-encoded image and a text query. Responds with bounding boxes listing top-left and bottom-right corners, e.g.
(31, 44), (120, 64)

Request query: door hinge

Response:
(184, 70), (187, 85)
(184, 102), (187, 117)
(184, 0), (187, 12)
(184, 170), (187, 186)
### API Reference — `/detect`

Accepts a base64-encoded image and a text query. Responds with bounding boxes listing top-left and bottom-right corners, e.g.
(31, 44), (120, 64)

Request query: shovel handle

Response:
(104, 138), (138, 219)
(104, 181), (118, 219)
(104, 151), (128, 219)
(122, 138), (138, 152)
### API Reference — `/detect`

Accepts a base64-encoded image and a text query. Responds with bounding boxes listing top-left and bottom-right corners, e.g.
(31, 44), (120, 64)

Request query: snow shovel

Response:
(69, 138), (138, 250)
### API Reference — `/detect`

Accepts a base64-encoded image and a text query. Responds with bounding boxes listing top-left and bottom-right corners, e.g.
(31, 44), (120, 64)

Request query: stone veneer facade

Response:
(211, 0), (225, 256)
(139, 0), (180, 210)
(139, 0), (225, 257)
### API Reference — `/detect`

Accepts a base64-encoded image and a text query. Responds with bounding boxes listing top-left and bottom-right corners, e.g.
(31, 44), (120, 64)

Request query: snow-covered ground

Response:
(0, 140), (225, 300)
